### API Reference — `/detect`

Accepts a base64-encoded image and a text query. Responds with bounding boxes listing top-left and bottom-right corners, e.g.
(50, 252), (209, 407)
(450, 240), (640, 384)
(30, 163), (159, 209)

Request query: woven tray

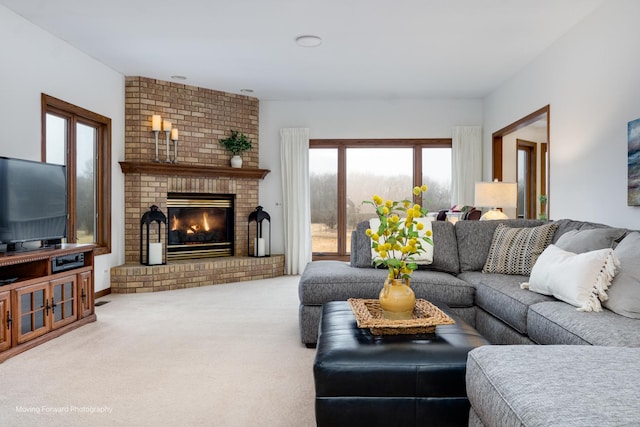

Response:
(347, 298), (455, 335)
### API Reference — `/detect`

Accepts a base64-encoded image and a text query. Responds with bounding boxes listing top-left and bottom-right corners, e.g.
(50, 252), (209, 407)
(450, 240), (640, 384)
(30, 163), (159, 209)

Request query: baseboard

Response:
(95, 288), (111, 299)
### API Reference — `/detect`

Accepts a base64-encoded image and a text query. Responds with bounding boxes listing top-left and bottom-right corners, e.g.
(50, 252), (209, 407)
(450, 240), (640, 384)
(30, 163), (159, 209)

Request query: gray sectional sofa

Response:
(299, 218), (640, 425)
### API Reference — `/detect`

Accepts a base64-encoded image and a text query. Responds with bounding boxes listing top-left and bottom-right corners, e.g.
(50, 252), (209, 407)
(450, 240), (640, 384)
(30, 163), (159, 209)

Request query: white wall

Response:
(0, 6), (125, 292)
(259, 99), (483, 253)
(483, 0), (640, 229)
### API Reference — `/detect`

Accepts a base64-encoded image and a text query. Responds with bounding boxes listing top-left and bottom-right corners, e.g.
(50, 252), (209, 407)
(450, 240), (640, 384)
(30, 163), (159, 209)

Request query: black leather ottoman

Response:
(313, 301), (489, 427)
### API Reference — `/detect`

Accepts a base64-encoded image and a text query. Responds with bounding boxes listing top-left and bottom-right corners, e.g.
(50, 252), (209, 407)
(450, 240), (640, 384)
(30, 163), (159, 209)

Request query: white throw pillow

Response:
(521, 244), (619, 312)
(369, 217), (434, 265)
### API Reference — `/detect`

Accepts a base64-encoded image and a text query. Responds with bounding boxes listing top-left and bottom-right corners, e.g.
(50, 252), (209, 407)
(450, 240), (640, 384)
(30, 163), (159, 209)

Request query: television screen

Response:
(0, 157), (67, 246)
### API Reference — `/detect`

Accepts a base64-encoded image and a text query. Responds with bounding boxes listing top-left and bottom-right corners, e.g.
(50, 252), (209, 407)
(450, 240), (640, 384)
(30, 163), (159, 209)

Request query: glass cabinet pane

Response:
(21, 314), (32, 335)
(34, 290), (44, 309)
(65, 301), (73, 315)
(21, 293), (31, 312)
(34, 309), (45, 329)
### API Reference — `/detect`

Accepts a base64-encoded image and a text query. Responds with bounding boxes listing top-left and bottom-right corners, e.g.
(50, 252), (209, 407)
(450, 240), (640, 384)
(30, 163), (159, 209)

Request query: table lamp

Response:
(474, 180), (517, 220)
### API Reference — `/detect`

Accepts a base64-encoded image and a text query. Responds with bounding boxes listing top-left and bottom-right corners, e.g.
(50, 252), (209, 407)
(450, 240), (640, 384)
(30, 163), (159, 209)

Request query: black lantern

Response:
(140, 205), (168, 265)
(247, 206), (271, 257)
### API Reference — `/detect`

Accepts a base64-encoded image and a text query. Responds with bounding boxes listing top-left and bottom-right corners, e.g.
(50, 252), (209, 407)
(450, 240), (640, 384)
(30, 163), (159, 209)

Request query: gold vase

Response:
(379, 278), (416, 320)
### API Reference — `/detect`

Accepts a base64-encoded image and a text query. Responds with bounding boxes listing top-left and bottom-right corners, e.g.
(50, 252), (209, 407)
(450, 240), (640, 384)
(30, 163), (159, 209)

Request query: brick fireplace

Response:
(110, 77), (284, 293)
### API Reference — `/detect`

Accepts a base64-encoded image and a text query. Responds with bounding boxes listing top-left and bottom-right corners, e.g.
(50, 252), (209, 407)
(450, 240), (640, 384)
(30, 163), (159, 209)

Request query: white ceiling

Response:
(1, 0), (605, 101)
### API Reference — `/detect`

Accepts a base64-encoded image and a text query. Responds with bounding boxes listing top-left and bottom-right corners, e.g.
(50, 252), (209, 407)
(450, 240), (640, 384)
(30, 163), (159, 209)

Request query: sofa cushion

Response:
(299, 260), (474, 307)
(555, 227), (626, 253)
(551, 218), (627, 243)
(350, 220), (460, 274)
(482, 223), (557, 275)
(604, 232), (640, 318)
(460, 272), (554, 334)
(523, 245), (618, 312)
(467, 345), (640, 427)
(527, 301), (640, 346)
(455, 219), (544, 272)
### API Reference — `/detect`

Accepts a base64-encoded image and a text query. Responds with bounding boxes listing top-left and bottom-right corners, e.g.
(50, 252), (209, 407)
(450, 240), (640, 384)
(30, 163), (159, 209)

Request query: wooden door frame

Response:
(516, 139), (537, 219)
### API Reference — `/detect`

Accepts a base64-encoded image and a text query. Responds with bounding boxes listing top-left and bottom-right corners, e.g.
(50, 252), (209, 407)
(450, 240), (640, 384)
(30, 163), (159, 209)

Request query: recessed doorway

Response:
(492, 105), (550, 220)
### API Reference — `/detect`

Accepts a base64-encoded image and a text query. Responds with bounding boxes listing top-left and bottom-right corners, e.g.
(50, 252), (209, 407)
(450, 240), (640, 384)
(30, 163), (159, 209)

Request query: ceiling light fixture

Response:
(295, 35), (322, 47)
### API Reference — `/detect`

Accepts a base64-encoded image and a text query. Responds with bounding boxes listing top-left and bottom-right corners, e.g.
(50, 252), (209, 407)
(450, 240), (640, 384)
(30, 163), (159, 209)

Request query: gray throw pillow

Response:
(603, 232), (640, 318)
(349, 219), (460, 273)
(555, 228), (626, 253)
(350, 221), (374, 268)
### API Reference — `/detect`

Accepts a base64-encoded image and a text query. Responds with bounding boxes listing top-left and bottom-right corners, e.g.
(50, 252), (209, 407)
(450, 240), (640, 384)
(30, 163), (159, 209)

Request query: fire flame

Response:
(202, 213), (210, 232)
(172, 212), (212, 234)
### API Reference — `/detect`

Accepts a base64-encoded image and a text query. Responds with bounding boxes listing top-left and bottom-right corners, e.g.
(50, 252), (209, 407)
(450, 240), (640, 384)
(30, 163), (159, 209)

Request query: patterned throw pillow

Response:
(482, 223), (558, 275)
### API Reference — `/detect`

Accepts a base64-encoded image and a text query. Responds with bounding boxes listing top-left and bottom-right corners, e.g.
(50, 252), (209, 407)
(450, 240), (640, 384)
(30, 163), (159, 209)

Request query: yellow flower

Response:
(364, 185), (433, 280)
(421, 184), (428, 192)
(426, 229), (432, 237)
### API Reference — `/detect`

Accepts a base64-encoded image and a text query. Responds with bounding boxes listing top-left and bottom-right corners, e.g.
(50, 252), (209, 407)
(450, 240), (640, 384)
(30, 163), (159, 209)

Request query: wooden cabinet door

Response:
(0, 290), (11, 352)
(50, 275), (78, 330)
(16, 282), (51, 344)
(78, 271), (94, 318)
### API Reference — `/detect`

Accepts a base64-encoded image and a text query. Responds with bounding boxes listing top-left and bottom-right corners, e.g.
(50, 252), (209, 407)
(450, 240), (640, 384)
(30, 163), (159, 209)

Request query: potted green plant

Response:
(219, 130), (252, 168)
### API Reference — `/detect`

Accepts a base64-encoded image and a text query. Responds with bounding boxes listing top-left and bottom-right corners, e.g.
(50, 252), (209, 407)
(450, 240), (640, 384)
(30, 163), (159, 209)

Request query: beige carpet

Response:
(0, 276), (317, 426)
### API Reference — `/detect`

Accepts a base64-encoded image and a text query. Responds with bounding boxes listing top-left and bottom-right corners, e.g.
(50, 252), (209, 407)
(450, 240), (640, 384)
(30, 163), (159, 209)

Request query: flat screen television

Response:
(0, 156), (67, 251)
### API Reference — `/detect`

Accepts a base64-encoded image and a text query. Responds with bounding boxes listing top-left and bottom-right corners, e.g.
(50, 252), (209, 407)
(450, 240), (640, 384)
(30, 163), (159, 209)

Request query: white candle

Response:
(254, 238), (266, 257)
(149, 242), (163, 265)
(152, 115), (162, 131)
(170, 128), (179, 140)
(162, 120), (172, 131)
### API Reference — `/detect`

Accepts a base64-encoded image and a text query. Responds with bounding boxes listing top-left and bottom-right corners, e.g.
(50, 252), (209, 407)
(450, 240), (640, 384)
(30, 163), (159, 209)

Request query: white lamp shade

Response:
(474, 181), (517, 209)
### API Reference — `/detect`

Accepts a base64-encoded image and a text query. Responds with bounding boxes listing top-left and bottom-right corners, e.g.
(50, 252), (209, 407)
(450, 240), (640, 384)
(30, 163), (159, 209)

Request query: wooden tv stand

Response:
(0, 244), (96, 362)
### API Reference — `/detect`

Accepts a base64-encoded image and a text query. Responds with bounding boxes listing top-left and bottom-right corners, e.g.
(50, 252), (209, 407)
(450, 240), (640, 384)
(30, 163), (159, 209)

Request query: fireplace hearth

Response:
(167, 193), (234, 260)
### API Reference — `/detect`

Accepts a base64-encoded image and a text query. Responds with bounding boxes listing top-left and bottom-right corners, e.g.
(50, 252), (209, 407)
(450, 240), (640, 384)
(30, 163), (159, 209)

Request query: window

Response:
(42, 94), (112, 255)
(310, 139), (452, 260)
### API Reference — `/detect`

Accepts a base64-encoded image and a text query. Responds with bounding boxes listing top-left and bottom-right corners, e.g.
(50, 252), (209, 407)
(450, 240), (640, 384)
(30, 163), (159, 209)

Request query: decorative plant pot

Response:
(379, 278), (416, 320)
(230, 155), (243, 168)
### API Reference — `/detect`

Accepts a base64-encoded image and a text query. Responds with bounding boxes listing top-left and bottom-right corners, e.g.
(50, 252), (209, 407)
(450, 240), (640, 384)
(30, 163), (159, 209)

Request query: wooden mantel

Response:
(119, 161), (270, 180)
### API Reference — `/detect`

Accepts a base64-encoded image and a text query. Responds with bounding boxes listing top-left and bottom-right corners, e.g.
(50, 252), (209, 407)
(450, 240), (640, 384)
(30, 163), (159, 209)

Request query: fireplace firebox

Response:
(167, 193), (234, 260)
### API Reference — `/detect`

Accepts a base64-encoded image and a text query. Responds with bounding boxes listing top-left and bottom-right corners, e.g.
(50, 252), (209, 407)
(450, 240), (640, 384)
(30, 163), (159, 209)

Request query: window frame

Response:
(41, 94), (112, 255)
(309, 138), (452, 261)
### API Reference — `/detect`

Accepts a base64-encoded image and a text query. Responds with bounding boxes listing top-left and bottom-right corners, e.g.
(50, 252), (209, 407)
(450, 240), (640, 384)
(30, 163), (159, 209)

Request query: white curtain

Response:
(451, 126), (483, 206)
(280, 128), (312, 275)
